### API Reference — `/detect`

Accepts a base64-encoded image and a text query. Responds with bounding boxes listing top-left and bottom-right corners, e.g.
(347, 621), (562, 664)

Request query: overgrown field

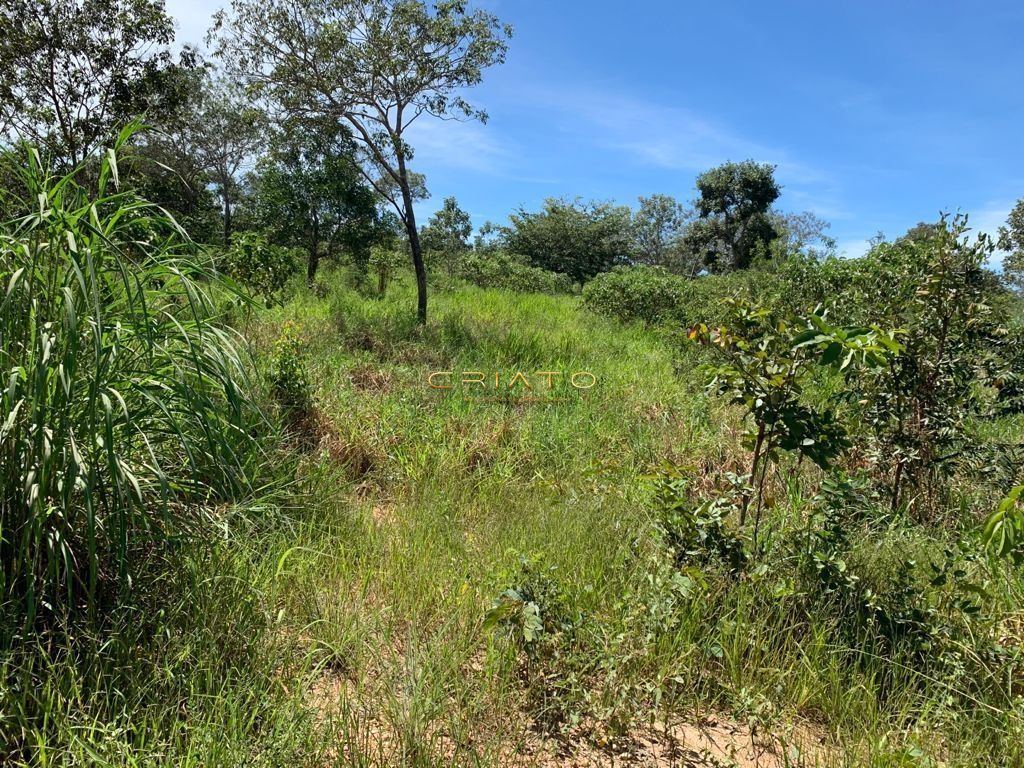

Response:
(6, 268), (1022, 764)
(2, 152), (1024, 767)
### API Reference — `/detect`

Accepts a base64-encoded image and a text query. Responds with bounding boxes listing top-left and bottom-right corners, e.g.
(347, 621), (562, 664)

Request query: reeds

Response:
(0, 127), (266, 626)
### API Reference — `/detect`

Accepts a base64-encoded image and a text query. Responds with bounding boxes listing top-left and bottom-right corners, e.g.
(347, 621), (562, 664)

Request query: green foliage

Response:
(690, 298), (899, 541)
(758, 217), (1016, 513)
(581, 265), (689, 325)
(0, 137), (266, 625)
(222, 231), (300, 305)
(186, 76), (269, 246)
(250, 116), (380, 282)
(421, 196), (472, 275)
(992, 325), (1024, 414)
(484, 553), (580, 729)
(483, 555), (569, 659)
(458, 250), (574, 294)
(998, 198), (1024, 292)
(849, 214), (1002, 512)
(213, 0), (513, 323)
(0, 0), (193, 168)
(268, 323), (312, 422)
(368, 244), (406, 296)
(681, 160), (781, 273)
(771, 210), (837, 260)
(650, 473), (747, 573)
(631, 193), (691, 271)
(983, 485), (1024, 564)
(502, 197), (632, 282)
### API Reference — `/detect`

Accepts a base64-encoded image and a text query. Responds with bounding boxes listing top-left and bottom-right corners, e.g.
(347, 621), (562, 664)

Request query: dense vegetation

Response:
(1, 1), (1023, 766)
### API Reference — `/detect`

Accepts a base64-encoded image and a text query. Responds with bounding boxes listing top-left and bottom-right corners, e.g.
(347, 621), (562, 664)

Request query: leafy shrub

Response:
(368, 244), (405, 296)
(650, 472), (747, 573)
(983, 485), (1024, 564)
(0, 140), (266, 624)
(847, 217), (1003, 514)
(484, 553), (581, 729)
(502, 197), (633, 282)
(992, 326), (1024, 415)
(268, 323), (312, 424)
(221, 231), (300, 305)
(581, 265), (690, 325)
(689, 298), (899, 543)
(457, 251), (574, 294)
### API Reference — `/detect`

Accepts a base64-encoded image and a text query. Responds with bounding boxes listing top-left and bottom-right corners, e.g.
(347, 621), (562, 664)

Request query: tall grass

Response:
(0, 131), (266, 626)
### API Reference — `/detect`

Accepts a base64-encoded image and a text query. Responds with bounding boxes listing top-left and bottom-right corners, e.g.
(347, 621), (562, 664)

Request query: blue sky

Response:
(167, 0), (1024, 260)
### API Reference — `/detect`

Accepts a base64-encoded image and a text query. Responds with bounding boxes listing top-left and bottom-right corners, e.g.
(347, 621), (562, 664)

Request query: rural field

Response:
(2, 1), (1024, 766)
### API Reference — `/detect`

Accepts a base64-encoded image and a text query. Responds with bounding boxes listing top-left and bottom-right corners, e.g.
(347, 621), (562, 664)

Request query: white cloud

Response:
(519, 84), (848, 219)
(406, 117), (509, 175)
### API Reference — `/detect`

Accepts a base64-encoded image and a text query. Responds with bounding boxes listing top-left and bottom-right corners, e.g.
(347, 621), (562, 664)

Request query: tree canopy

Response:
(999, 199), (1024, 292)
(421, 196), (472, 274)
(503, 198), (633, 283)
(631, 193), (691, 272)
(250, 118), (381, 282)
(211, 0), (512, 322)
(681, 160), (781, 273)
(0, 0), (193, 167)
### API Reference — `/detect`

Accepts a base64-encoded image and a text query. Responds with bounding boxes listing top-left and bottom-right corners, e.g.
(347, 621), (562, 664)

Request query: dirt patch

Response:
(369, 503), (395, 527)
(306, 661), (834, 768)
(349, 365), (394, 393)
(505, 716), (833, 767)
(312, 414), (384, 480)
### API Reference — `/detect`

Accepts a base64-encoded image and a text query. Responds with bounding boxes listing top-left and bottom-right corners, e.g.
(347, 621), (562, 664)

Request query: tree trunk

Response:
(396, 154), (427, 324)
(741, 420), (767, 527)
(223, 195), (233, 248)
(307, 221), (320, 285)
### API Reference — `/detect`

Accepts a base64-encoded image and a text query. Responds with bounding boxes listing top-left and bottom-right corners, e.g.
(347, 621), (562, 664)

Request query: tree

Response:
(126, 66), (221, 243)
(503, 198), (633, 283)
(191, 77), (266, 246)
(680, 161), (781, 273)
(998, 199), (1024, 292)
(772, 210), (836, 259)
(123, 70), (265, 246)
(0, 0), (193, 168)
(251, 117), (381, 283)
(421, 196), (472, 274)
(631, 194), (691, 271)
(898, 220), (945, 245)
(211, 0), (512, 323)
(473, 220), (502, 253)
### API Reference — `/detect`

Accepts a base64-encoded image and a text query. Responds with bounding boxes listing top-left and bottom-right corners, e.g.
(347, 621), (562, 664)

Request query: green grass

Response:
(4, 264), (1023, 766)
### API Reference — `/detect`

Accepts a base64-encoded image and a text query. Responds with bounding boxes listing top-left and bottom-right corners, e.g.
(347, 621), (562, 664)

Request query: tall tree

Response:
(772, 210), (836, 259)
(0, 0), (192, 167)
(126, 65), (221, 242)
(191, 77), (266, 246)
(681, 161), (781, 273)
(127, 70), (265, 246)
(211, 0), (512, 323)
(251, 118), (381, 282)
(503, 198), (633, 283)
(998, 199), (1024, 292)
(421, 196), (472, 274)
(631, 193), (690, 271)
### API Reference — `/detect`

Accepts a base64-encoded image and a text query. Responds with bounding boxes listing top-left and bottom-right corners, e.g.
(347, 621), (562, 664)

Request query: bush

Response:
(581, 265), (690, 325)
(458, 251), (574, 294)
(0, 141), (267, 625)
(268, 323), (313, 427)
(221, 231), (301, 305)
